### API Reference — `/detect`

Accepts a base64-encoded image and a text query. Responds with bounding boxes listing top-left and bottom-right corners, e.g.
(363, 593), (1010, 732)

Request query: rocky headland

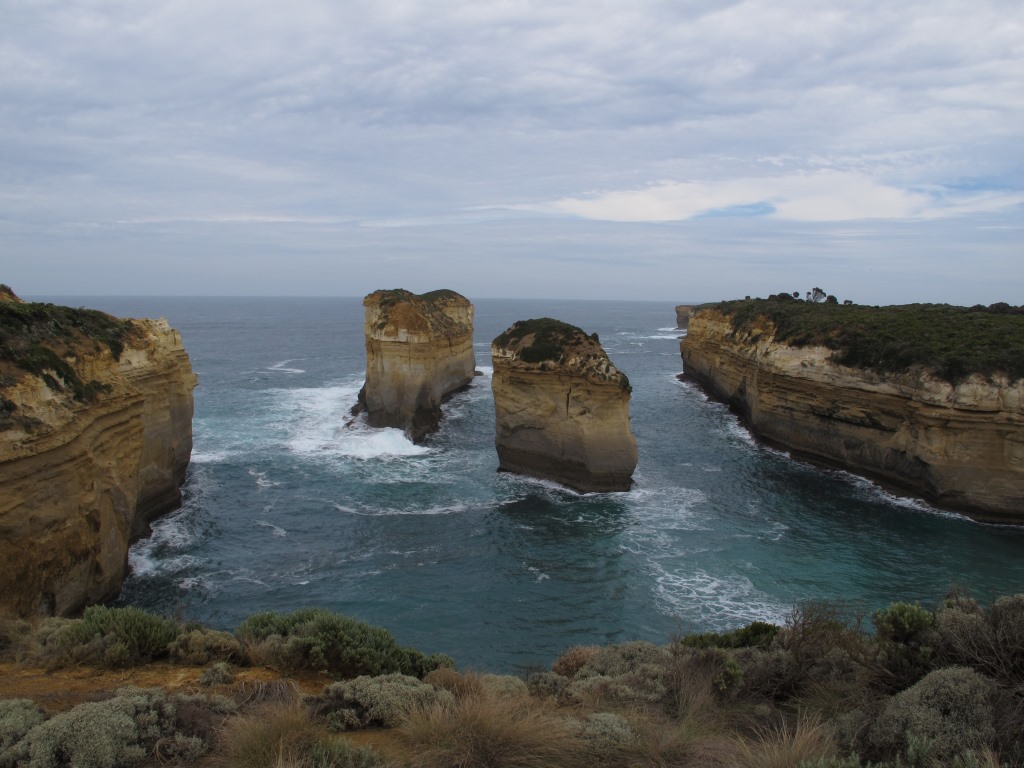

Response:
(0, 289), (196, 616)
(675, 305), (693, 329)
(681, 299), (1024, 523)
(353, 289), (475, 443)
(491, 318), (637, 492)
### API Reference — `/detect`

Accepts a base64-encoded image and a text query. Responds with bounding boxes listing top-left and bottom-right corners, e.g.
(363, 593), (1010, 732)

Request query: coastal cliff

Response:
(353, 289), (475, 443)
(681, 302), (1024, 523)
(492, 318), (637, 492)
(0, 291), (196, 616)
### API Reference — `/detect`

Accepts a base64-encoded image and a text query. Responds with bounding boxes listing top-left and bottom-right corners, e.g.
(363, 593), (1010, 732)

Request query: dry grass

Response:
(216, 700), (384, 768)
(734, 714), (836, 768)
(400, 692), (588, 768)
(623, 714), (736, 768)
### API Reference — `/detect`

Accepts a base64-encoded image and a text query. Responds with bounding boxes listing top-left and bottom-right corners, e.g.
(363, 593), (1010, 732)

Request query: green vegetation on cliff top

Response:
(708, 298), (1024, 383)
(0, 295), (135, 409)
(493, 318), (601, 364)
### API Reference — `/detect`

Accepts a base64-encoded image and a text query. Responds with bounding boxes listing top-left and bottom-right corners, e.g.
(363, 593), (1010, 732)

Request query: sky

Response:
(2, 0), (1022, 304)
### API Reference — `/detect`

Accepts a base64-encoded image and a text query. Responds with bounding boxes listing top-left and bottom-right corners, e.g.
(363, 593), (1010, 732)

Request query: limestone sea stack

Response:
(491, 318), (638, 492)
(353, 289), (475, 443)
(0, 289), (197, 617)
(681, 301), (1024, 523)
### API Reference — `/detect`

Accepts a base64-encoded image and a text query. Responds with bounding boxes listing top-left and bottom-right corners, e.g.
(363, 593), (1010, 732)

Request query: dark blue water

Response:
(45, 297), (1024, 672)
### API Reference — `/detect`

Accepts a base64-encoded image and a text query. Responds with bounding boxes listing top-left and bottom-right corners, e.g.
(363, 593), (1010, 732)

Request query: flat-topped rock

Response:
(353, 289), (475, 442)
(491, 318), (637, 492)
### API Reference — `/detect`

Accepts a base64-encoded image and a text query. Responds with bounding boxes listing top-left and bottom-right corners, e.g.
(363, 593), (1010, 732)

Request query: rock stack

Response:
(491, 318), (637, 492)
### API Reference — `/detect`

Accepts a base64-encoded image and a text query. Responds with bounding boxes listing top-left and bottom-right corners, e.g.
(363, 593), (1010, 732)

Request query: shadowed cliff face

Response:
(354, 289), (475, 443)
(681, 309), (1024, 523)
(0, 298), (196, 617)
(492, 318), (637, 493)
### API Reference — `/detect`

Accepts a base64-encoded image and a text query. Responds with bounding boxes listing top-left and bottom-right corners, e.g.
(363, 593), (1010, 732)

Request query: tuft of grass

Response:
(735, 715), (837, 768)
(217, 701), (383, 768)
(400, 693), (589, 768)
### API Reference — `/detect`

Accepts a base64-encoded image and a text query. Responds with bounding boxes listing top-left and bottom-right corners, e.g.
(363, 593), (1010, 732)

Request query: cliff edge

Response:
(681, 300), (1024, 523)
(492, 318), (637, 492)
(353, 289), (475, 443)
(0, 290), (197, 616)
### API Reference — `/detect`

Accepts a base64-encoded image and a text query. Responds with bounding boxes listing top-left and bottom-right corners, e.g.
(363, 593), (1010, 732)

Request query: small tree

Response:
(808, 287), (827, 303)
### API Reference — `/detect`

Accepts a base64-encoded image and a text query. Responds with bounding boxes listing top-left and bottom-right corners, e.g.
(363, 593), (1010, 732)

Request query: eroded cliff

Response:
(0, 293), (196, 616)
(492, 318), (637, 492)
(353, 289), (475, 443)
(681, 307), (1024, 523)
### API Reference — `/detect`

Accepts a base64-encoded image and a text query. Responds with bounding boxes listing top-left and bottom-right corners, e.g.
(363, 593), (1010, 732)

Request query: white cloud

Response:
(535, 172), (1024, 223)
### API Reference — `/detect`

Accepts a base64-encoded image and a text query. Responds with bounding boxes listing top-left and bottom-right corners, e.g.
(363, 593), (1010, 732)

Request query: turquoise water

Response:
(49, 296), (1024, 672)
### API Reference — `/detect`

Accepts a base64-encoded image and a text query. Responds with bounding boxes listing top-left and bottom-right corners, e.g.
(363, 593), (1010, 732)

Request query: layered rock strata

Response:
(492, 318), (638, 492)
(0, 294), (196, 616)
(681, 308), (1024, 523)
(353, 289), (475, 443)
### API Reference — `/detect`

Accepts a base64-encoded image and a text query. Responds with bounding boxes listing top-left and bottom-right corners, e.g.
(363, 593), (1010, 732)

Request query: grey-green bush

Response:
(200, 661), (236, 686)
(527, 671), (569, 698)
(319, 673), (455, 730)
(478, 674), (529, 700)
(0, 699), (46, 768)
(868, 667), (997, 762)
(21, 687), (175, 768)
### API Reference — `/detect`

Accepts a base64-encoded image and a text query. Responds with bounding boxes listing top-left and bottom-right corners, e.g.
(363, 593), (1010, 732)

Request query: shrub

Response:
(169, 627), (242, 665)
(44, 606), (178, 667)
(681, 620), (780, 650)
(20, 687), (176, 768)
(217, 701), (383, 768)
(235, 608), (450, 678)
(318, 673), (455, 730)
(873, 602), (934, 646)
(200, 661), (235, 686)
(400, 693), (588, 768)
(575, 711), (635, 754)
(0, 699), (45, 767)
(868, 667), (997, 763)
(526, 671), (569, 698)
(576, 641), (669, 678)
(479, 674), (529, 700)
(552, 645), (599, 678)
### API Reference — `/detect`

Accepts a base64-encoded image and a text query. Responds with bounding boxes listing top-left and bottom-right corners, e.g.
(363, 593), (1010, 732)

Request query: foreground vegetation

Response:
(1, 592), (1023, 767)
(705, 298), (1024, 383)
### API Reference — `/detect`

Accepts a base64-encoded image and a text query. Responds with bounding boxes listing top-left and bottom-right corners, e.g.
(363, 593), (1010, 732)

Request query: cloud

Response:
(0, 0), (1022, 301)
(534, 172), (1024, 223)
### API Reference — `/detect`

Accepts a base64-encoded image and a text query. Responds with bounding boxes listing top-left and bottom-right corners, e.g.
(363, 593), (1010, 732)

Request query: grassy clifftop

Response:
(705, 298), (1024, 383)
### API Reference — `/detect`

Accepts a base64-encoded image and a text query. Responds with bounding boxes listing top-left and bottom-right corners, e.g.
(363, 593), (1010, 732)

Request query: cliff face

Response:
(492, 319), (638, 492)
(681, 309), (1024, 523)
(354, 289), (475, 443)
(0, 299), (196, 617)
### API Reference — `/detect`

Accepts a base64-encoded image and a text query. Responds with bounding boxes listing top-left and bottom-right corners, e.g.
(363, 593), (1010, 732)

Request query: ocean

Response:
(42, 296), (1024, 672)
